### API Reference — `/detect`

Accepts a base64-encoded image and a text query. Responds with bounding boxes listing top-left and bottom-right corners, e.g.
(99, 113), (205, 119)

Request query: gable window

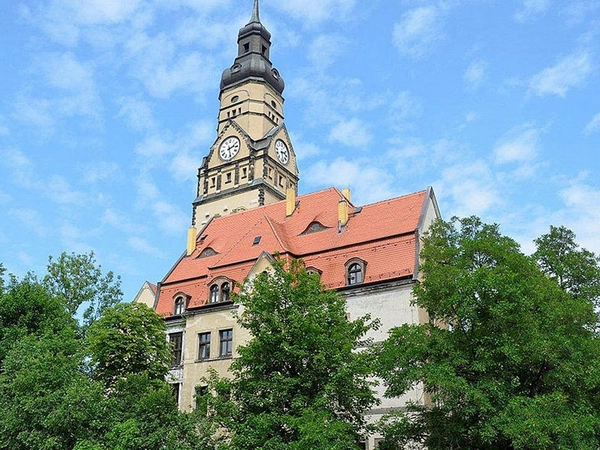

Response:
(219, 329), (233, 357)
(169, 332), (183, 367)
(221, 282), (231, 302)
(198, 332), (211, 361)
(174, 296), (185, 315)
(345, 258), (367, 286)
(209, 285), (219, 303)
(208, 279), (233, 304)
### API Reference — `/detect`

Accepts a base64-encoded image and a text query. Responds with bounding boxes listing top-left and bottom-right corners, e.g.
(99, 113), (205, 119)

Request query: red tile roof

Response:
(156, 188), (429, 317)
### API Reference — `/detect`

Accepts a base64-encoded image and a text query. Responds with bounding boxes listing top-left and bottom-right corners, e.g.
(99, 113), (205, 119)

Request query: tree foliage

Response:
(87, 302), (172, 387)
(533, 225), (600, 306)
(203, 258), (378, 450)
(376, 217), (600, 449)
(0, 260), (209, 450)
(43, 251), (122, 326)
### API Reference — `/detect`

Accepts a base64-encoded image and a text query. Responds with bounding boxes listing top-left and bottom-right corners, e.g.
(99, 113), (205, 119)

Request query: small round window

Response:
(231, 95), (239, 103)
(270, 100), (277, 109)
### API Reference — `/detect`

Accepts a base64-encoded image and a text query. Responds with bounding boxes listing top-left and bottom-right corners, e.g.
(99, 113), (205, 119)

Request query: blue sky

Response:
(1, 0), (599, 301)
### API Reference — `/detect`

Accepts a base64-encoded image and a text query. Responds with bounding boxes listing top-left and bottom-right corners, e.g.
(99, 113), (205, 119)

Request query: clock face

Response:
(219, 136), (240, 161)
(274, 139), (289, 165)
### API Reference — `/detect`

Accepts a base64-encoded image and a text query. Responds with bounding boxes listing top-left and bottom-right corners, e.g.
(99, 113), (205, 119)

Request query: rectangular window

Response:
(172, 383), (181, 407)
(219, 329), (233, 357)
(169, 332), (183, 367)
(198, 332), (211, 360)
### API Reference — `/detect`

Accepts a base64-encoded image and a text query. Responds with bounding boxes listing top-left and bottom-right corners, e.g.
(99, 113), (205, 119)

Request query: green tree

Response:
(43, 251), (122, 326)
(376, 217), (600, 449)
(87, 302), (172, 387)
(204, 259), (378, 450)
(0, 264), (210, 450)
(534, 225), (600, 306)
(0, 276), (104, 450)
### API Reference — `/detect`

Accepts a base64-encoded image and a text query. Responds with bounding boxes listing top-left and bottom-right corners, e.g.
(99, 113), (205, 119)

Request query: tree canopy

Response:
(0, 259), (209, 450)
(43, 251), (122, 326)
(376, 217), (600, 449)
(203, 258), (378, 450)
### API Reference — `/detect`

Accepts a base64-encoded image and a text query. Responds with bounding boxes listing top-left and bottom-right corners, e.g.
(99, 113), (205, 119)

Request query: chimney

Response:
(342, 188), (351, 202)
(186, 226), (197, 256)
(338, 198), (349, 229)
(286, 187), (296, 216)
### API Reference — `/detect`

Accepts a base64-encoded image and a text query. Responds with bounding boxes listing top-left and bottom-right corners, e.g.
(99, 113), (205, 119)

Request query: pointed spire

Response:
(250, 0), (260, 23)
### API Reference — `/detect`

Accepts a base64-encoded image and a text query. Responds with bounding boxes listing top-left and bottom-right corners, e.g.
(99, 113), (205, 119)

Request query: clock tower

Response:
(192, 0), (299, 228)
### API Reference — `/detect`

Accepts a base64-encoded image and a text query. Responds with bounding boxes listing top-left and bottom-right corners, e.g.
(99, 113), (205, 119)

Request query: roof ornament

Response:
(250, 0), (260, 23)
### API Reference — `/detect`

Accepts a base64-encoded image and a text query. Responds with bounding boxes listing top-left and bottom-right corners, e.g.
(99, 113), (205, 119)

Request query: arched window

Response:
(208, 279), (234, 304)
(174, 296), (185, 315)
(209, 285), (219, 303)
(347, 263), (363, 285)
(221, 282), (231, 302)
(345, 258), (367, 286)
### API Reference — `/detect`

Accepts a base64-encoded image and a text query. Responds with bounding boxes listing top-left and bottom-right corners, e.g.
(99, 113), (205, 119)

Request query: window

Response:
(242, 167), (247, 179)
(208, 281), (232, 304)
(252, 236), (262, 245)
(198, 332), (211, 360)
(209, 285), (219, 303)
(219, 329), (233, 357)
(346, 259), (366, 286)
(347, 263), (363, 285)
(221, 282), (231, 302)
(225, 172), (232, 183)
(172, 383), (181, 407)
(169, 332), (183, 367)
(174, 296), (185, 315)
(243, 43), (250, 53)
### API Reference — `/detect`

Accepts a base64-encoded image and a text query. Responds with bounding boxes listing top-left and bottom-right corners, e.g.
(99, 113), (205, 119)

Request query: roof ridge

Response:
(359, 189), (428, 209)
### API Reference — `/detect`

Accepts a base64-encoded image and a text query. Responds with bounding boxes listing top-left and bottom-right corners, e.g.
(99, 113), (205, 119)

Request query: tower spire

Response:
(250, 0), (260, 23)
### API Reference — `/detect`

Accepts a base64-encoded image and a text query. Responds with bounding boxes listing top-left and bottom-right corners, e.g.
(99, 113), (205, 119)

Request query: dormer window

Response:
(221, 282), (231, 302)
(209, 285), (219, 303)
(198, 247), (218, 258)
(208, 279), (233, 304)
(345, 258), (367, 286)
(174, 296), (186, 315)
(302, 221), (328, 235)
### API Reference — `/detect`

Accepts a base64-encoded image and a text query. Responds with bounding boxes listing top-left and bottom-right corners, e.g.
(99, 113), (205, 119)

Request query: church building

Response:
(148, 2), (441, 448)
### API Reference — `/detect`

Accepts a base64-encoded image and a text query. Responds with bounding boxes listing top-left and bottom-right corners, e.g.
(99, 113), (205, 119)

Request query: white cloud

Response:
(45, 175), (87, 205)
(494, 126), (541, 164)
(529, 51), (593, 97)
(170, 152), (199, 182)
(393, 6), (444, 58)
(13, 98), (56, 132)
(0, 148), (34, 187)
(270, 0), (358, 24)
(34, 52), (102, 120)
(305, 158), (394, 205)
(0, 189), (10, 204)
(515, 0), (549, 22)
(103, 208), (140, 235)
(436, 160), (502, 217)
(135, 135), (176, 158)
(117, 97), (157, 132)
(153, 201), (188, 235)
(9, 209), (45, 237)
(464, 60), (487, 88)
(0, 116), (9, 135)
(127, 236), (164, 257)
(82, 161), (120, 184)
(558, 181), (600, 254)
(329, 119), (372, 148)
(584, 112), (600, 134)
(307, 34), (349, 70)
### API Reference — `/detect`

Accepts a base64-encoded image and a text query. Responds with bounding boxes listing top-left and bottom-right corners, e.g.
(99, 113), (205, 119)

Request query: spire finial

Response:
(251, 0), (260, 23)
